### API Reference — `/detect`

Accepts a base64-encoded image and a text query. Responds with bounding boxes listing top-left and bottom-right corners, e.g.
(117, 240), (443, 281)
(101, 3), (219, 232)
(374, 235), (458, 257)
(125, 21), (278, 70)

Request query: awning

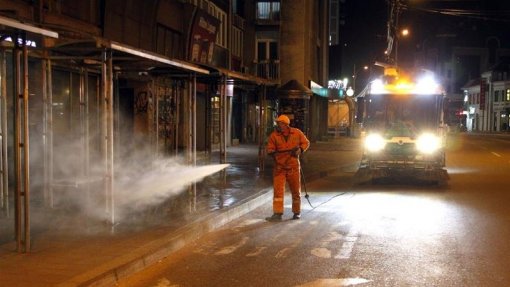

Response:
(189, 63), (277, 86)
(96, 38), (209, 75)
(213, 66), (278, 86)
(310, 80), (329, 97)
(0, 15), (58, 38)
(42, 37), (210, 76)
(278, 79), (312, 99)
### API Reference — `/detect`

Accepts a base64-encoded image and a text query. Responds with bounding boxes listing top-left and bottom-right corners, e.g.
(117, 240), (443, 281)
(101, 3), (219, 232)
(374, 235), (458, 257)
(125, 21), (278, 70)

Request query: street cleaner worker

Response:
(266, 115), (310, 221)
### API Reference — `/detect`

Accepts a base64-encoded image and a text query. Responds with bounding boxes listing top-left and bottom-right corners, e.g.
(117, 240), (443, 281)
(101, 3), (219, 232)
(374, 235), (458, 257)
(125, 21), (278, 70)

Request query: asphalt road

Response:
(118, 133), (510, 287)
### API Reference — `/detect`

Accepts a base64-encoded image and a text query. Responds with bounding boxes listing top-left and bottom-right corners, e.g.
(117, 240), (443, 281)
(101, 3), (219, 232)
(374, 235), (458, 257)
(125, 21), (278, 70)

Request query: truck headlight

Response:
(416, 133), (441, 154)
(364, 133), (386, 152)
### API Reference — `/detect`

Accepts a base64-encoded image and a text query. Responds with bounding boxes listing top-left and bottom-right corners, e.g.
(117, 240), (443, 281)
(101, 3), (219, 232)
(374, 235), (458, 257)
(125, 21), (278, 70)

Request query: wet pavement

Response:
(0, 137), (361, 287)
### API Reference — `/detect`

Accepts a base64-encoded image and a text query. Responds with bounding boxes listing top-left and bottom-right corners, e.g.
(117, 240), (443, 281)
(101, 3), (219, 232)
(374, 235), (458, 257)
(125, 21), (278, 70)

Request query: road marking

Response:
(275, 247), (291, 258)
(152, 278), (178, 287)
(491, 152), (502, 157)
(246, 246), (266, 257)
(334, 229), (358, 259)
(193, 241), (216, 255)
(335, 241), (355, 259)
(310, 231), (344, 258)
(319, 231), (343, 247)
(311, 247), (331, 258)
(215, 236), (249, 255)
(296, 278), (372, 286)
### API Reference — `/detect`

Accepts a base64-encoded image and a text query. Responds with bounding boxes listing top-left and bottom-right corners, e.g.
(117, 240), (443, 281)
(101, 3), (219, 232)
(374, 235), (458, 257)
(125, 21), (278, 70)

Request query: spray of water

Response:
(38, 149), (230, 229)
(25, 152), (230, 236)
(112, 160), (230, 220)
(21, 104), (233, 232)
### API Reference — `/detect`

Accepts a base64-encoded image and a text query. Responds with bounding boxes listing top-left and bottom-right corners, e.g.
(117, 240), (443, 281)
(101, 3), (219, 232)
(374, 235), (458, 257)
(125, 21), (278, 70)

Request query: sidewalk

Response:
(0, 137), (362, 287)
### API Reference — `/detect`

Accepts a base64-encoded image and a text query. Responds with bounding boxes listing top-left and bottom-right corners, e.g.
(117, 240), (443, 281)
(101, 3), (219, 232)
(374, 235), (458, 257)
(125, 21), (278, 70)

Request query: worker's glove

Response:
(291, 147), (302, 157)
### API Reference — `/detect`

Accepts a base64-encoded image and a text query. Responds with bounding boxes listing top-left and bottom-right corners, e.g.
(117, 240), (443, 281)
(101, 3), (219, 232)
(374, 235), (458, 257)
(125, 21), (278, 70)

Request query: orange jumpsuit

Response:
(266, 127), (310, 214)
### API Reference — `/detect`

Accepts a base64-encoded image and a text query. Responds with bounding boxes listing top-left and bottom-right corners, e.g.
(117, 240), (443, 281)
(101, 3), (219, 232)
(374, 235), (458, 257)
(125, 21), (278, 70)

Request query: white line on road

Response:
(491, 152), (502, 157)
(275, 247), (291, 258)
(215, 237), (249, 255)
(311, 247), (332, 258)
(246, 246), (267, 257)
(296, 278), (372, 286)
(320, 231), (343, 247)
(334, 229), (358, 259)
(335, 241), (355, 259)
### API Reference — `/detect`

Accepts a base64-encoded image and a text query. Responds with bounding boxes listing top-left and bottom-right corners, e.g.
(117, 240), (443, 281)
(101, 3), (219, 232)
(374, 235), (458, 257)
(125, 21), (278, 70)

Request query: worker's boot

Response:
(265, 213), (283, 222)
(292, 213), (301, 220)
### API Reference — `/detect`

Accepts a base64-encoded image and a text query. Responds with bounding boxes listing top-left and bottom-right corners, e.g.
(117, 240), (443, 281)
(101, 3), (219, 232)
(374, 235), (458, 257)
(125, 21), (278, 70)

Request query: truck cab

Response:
(356, 69), (449, 185)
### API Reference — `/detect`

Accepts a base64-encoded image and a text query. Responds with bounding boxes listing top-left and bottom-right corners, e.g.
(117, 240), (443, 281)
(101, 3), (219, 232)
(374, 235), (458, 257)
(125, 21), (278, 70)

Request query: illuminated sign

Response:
(2, 36), (37, 47)
(310, 81), (328, 97)
(480, 78), (486, 110)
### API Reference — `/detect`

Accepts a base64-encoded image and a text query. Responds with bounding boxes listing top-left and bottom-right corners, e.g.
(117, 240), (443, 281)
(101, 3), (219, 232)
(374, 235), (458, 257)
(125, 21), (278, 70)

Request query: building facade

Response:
(463, 62), (510, 132)
(0, 0), (330, 251)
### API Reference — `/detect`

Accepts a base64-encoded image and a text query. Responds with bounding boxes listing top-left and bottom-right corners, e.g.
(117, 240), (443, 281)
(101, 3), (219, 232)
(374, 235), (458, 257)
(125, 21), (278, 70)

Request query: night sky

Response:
(332, 0), (510, 84)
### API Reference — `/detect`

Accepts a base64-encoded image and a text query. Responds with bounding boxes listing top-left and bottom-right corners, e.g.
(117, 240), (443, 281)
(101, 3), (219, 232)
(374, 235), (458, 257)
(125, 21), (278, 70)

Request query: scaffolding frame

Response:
(1, 28), (211, 251)
(0, 14), (276, 253)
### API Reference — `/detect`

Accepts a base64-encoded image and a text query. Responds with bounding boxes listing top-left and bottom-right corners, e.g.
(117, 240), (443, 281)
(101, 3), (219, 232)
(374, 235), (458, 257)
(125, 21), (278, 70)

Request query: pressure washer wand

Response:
(299, 157), (314, 209)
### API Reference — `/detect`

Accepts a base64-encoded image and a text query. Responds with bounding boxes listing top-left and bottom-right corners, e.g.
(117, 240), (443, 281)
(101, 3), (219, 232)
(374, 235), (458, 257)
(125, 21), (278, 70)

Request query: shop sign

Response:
(189, 9), (220, 65)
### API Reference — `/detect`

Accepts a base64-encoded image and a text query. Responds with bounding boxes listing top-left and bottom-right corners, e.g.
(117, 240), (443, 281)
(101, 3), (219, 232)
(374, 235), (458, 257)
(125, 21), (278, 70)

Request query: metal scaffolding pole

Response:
(43, 56), (54, 208)
(101, 51), (107, 219)
(102, 49), (115, 224)
(192, 75), (197, 167)
(258, 86), (266, 171)
(187, 74), (197, 212)
(153, 79), (159, 160)
(220, 76), (227, 163)
(13, 42), (31, 252)
(14, 47), (22, 249)
(173, 80), (180, 156)
(186, 76), (193, 165)
(107, 51), (115, 225)
(187, 74), (197, 166)
(0, 48), (8, 216)
(22, 43), (30, 252)
(79, 68), (91, 205)
(78, 71), (86, 178)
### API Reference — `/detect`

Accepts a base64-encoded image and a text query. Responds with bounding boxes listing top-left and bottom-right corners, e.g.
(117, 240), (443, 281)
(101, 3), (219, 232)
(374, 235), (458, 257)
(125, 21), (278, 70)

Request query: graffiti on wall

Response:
(135, 91), (150, 114)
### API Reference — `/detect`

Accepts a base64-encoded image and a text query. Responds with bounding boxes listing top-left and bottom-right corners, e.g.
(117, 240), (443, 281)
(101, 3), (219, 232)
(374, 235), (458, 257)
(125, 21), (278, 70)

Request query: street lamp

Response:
(346, 87), (354, 97)
(352, 64), (369, 94)
(395, 28), (410, 67)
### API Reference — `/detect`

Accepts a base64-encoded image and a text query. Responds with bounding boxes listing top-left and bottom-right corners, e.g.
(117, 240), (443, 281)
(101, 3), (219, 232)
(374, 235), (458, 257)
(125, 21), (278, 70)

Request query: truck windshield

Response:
(364, 93), (442, 137)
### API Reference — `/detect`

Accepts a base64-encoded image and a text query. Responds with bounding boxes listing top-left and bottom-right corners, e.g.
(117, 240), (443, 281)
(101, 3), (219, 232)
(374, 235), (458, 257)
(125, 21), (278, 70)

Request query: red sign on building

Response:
(479, 78), (486, 110)
(188, 9), (220, 65)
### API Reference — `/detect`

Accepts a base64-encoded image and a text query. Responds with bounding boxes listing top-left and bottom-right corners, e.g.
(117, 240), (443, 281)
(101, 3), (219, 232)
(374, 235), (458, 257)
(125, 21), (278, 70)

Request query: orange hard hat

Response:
(276, 115), (290, 125)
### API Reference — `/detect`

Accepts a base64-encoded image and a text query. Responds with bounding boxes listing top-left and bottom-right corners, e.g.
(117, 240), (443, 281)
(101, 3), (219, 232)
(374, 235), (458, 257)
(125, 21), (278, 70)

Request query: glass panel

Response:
(257, 42), (266, 61)
(269, 42), (278, 60)
(257, 2), (270, 19)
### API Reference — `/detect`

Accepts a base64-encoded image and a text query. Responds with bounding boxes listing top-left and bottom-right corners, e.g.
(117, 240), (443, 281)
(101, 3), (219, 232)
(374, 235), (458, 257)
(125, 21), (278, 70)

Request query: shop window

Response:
(256, 1), (280, 20)
(156, 25), (183, 59)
